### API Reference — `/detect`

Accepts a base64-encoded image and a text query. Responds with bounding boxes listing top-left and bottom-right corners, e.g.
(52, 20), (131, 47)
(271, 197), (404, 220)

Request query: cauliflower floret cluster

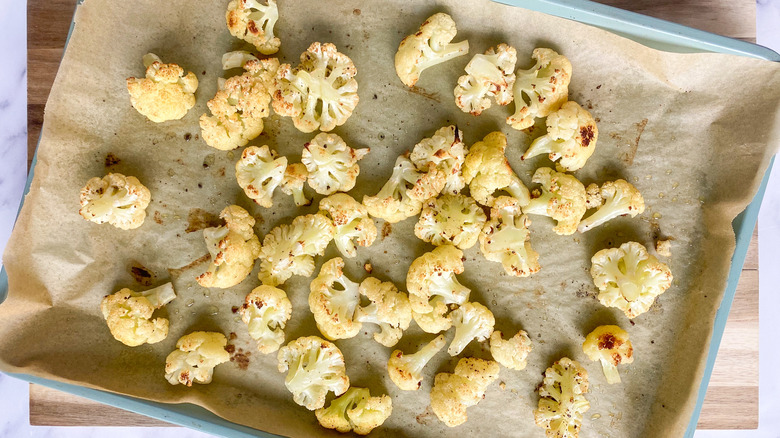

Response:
(273, 42), (359, 133)
(235, 145), (288, 208)
(523, 167), (587, 236)
(582, 325), (634, 384)
(508, 48), (572, 130)
(462, 131), (530, 207)
(454, 44), (517, 115)
(430, 357), (500, 427)
(523, 101), (598, 172)
(406, 245), (471, 313)
(388, 334), (446, 391)
(225, 0), (280, 55)
(578, 180), (645, 232)
(165, 331), (231, 386)
(409, 125), (468, 195)
(197, 205), (261, 289)
(240, 285), (292, 354)
(315, 387), (393, 435)
(356, 277), (412, 347)
(414, 194), (486, 249)
(302, 133), (369, 195)
(448, 302), (495, 356)
(534, 357), (590, 438)
(479, 196), (540, 277)
(394, 13), (469, 87)
(590, 241), (673, 318)
(319, 194), (377, 258)
(281, 163), (311, 207)
(79, 173), (151, 230)
(258, 213), (334, 286)
(101, 283), (177, 347)
(309, 257), (362, 340)
(277, 336), (350, 410)
(363, 155), (434, 223)
(126, 53), (198, 123)
(490, 330), (533, 370)
(412, 296), (452, 334)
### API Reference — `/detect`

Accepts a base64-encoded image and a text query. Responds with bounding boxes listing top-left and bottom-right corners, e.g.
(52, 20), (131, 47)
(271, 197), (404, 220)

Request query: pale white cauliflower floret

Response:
(277, 336), (350, 410)
(462, 131), (530, 207)
(522, 101), (598, 172)
(258, 213), (334, 286)
(454, 44), (517, 115)
(356, 277), (412, 347)
(394, 13), (469, 87)
(362, 155), (434, 223)
(101, 283), (176, 347)
(430, 357), (500, 427)
(578, 180), (645, 233)
(582, 325), (634, 384)
(409, 125), (468, 195)
(319, 193), (377, 258)
(196, 205), (261, 289)
(165, 332), (231, 386)
(388, 334), (446, 391)
(225, 0), (280, 55)
(79, 173), (151, 230)
(126, 53), (198, 123)
(281, 163), (311, 206)
(315, 387), (393, 435)
(406, 245), (471, 312)
(235, 145), (288, 208)
(447, 302), (495, 356)
(240, 285), (292, 354)
(302, 133), (369, 195)
(534, 357), (590, 438)
(308, 257), (362, 340)
(508, 48), (572, 130)
(523, 167), (587, 236)
(479, 196), (540, 277)
(490, 330), (533, 370)
(412, 296), (452, 334)
(414, 194), (486, 249)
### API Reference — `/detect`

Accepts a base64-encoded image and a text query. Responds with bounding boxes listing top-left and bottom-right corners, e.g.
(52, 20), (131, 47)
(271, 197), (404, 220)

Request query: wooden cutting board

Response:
(26, 0), (759, 430)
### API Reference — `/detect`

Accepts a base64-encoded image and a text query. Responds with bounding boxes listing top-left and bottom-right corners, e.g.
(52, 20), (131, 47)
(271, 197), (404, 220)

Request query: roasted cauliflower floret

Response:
(448, 302), (495, 356)
(430, 357), (500, 427)
(454, 44), (517, 115)
(479, 196), (540, 277)
(315, 387), (393, 435)
(258, 213), (334, 286)
(409, 125), (468, 195)
(522, 101), (598, 172)
(490, 330), (533, 370)
(101, 283), (177, 347)
(281, 163), (311, 206)
(388, 334), (446, 391)
(319, 193), (377, 258)
(394, 12), (469, 87)
(273, 42), (359, 133)
(196, 205), (261, 289)
(221, 51), (280, 93)
(523, 167), (587, 236)
(362, 155), (429, 223)
(309, 257), (362, 340)
(235, 145), (287, 208)
(582, 325), (634, 384)
(534, 357), (590, 438)
(277, 336), (350, 410)
(414, 194), (486, 249)
(406, 245), (471, 312)
(356, 277), (412, 347)
(462, 131), (530, 207)
(412, 296), (452, 334)
(302, 133), (369, 195)
(225, 0), (280, 55)
(79, 173), (151, 230)
(590, 241), (673, 318)
(126, 53), (198, 123)
(578, 180), (645, 233)
(508, 48), (572, 130)
(240, 285), (292, 354)
(165, 332), (230, 386)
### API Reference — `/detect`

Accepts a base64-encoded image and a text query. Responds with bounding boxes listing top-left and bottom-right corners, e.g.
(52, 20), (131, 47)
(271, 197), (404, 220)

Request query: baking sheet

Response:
(2, 0), (780, 437)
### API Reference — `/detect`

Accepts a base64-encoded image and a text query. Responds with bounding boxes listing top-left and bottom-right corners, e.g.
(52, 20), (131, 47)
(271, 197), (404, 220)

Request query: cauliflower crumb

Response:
(302, 133), (369, 195)
(79, 173), (151, 230)
(165, 332), (231, 386)
(656, 239), (672, 257)
(101, 283), (176, 347)
(126, 53), (198, 123)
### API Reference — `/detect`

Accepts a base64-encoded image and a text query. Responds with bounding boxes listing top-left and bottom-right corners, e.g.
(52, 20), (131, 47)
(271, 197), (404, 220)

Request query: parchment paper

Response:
(2, 0), (780, 437)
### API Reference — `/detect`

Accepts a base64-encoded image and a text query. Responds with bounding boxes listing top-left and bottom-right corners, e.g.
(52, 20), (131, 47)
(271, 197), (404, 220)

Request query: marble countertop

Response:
(1, 0), (779, 436)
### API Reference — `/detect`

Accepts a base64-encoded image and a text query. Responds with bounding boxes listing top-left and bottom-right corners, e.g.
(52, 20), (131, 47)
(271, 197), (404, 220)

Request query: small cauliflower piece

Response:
(394, 13), (469, 87)
(165, 331), (230, 386)
(309, 257), (362, 340)
(523, 167), (587, 236)
(277, 336), (350, 410)
(412, 296), (452, 334)
(315, 387), (392, 435)
(273, 42), (359, 133)
(490, 330), (533, 370)
(319, 193), (377, 258)
(462, 131), (530, 207)
(414, 194), (486, 249)
(281, 163), (311, 206)
(406, 245), (471, 312)
(656, 239), (672, 257)
(258, 213), (334, 286)
(447, 302), (495, 356)
(454, 44), (517, 115)
(197, 205), (261, 289)
(578, 179), (645, 232)
(235, 145), (288, 208)
(582, 325), (634, 384)
(362, 155), (429, 223)
(388, 334), (446, 391)
(101, 283), (176, 347)
(534, 357), (590, 438)
(225, 0), (280, 55)
(356, 277), (412, 347)
(508, 48), (572, 131)
(126, 53), (198, 123)
(302, 133), (369, 195)
(430, 357), (500, 427)
(240, 285), (292, 354)
(479, 196), (540, 277)
(409, 125), (468, 195)
(522, 101), (598, 172)
(590, 241), (673, 318)
(79, 173), (151, 230)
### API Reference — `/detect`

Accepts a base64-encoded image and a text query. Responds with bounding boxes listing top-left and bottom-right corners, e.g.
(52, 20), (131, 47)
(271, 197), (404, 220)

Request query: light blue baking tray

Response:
(2, 1), (778, 437)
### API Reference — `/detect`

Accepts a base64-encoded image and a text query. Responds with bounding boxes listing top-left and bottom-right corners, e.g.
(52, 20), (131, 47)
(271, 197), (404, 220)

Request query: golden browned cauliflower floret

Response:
(578, 180), (645, 233)
(101, 283), (176, 347)
(165, 331), (231, 386)
(534, 357), (590, 438)
(414, 194), (487, 249)
(490, 330), (533, 370)
(523, 167), (587, 236)
(319, 193), (377, 258)
(225, 0), (280, 55)
(462, 131), (530, 207)
(281, 163), (311, 207)
(79, 173), (151, 230)
(309, 257), (362, 340)
(240, 285), (292, 354)
(409, 125), (468, 195)
(430, 357), (500, 427)
(277, 336), (350, 410)
(582, 325), (634, 384)
(315, 387), (393, 435)
(406, 245), (471, 313)
(362, 155), (430, 223)
(523, 101), (598, 172)
(454, 44), (517, 115)
(479, 196), (540, 277)
(508, 48), (572, 131)
(196, 205), (261, 289)
(235, 145), (288, 208)
(302, 133), (369, 195)
(412, 296), (452, 334)
(356, 277), (412, 347)
(221, 51), (280, 93)
(388, 334), (446, 391)
(394, 13), (469, 87)
(258, 213), (334, 286)
(126, 53), (198, 123)
(448, 302), (495, 356)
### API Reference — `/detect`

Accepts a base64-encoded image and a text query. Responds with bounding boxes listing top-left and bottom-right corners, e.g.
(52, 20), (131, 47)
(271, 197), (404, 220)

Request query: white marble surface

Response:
(0, 0), (779, 436)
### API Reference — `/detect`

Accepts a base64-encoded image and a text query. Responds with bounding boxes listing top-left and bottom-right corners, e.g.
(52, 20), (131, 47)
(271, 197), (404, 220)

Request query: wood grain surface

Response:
(26, 0), (760, 431)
